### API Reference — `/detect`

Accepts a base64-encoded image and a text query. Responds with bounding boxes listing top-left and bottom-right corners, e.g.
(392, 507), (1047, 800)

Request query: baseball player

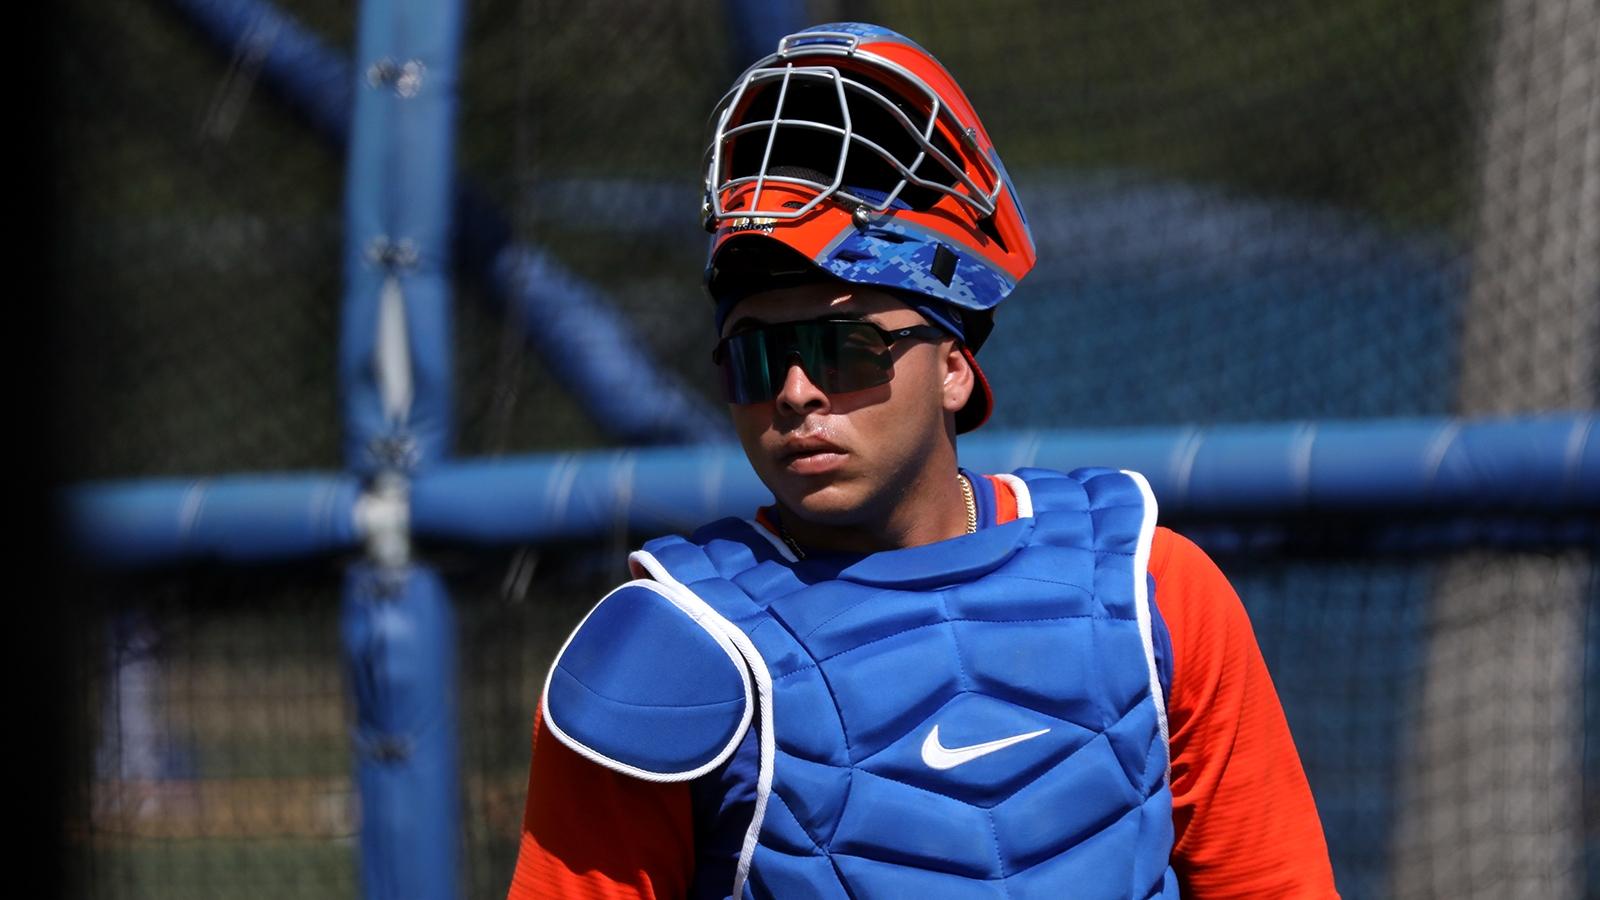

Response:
(508, 22), (1338, 899)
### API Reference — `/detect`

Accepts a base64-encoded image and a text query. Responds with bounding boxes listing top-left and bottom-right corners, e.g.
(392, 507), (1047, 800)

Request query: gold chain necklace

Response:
(776, 474), (978, 560)
(958, 471), (978, 535)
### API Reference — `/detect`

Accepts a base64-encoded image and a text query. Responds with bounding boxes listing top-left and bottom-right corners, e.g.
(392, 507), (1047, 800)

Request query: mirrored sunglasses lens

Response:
(717, 321), (894, 403)
(818, 322), (895, 392)
(718, 333), (775, 403)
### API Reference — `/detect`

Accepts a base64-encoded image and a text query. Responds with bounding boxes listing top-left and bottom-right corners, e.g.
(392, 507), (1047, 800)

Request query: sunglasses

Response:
(712, 317), (949, 404)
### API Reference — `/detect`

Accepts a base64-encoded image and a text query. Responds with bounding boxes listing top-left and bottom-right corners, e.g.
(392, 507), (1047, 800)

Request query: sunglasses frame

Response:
(711, 317), (949, 403)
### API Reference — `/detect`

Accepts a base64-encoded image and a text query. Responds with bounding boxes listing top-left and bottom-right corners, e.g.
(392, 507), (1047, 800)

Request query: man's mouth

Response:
(778, 438), (847, 474)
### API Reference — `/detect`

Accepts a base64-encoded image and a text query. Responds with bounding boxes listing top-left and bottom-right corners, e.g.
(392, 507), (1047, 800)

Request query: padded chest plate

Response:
(541, 467), (1178, 899)
(628, 468), (1177, 899)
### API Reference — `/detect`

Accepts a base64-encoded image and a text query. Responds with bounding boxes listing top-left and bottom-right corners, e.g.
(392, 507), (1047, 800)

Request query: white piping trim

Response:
(1120, 469), (1172, 782)
(630, 549), (776, 900)
(1289, 421), (1317, 506)
(743, 516), (800, 562)
(540, 578), (755, 783)
(1421, 420), (1463, 490)
(1562, 414), (1596, 496)
(177, 480), (208, 540)
(1168, 427), (1204, 508)
(991, 472), (1034, 518)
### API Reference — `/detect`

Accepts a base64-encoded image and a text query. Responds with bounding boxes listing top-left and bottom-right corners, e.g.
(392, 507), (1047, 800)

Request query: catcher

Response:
(508, 22), (1339, 899)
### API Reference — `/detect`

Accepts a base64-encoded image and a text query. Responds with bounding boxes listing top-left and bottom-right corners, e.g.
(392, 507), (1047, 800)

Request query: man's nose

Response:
(774, 354), (829, 415)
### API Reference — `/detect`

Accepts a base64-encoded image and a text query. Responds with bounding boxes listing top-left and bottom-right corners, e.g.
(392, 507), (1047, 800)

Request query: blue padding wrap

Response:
(545, 581), (752, 780)
(340, 0), (465, 474)
(341, 564), (460, 900)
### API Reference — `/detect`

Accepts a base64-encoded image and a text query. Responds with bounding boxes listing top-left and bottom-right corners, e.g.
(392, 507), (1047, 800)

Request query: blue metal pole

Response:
(60, 413), (1599, 568)
(165, 0), (352, 145)
(401, 412), (1599, 544)
(341, 0), (464, 897)
(342, 3), (460, 474)
(341, 564), (460, 900)
(60, 474), (361, 567)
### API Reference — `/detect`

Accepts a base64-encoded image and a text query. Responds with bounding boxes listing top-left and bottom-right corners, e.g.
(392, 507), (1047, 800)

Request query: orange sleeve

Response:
(1150, 527), (1340, 899)
(506, 708), (696, 900)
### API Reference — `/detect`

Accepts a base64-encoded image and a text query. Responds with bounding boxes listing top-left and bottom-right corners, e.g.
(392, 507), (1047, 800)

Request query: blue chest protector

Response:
(544, 468), (1180, 900)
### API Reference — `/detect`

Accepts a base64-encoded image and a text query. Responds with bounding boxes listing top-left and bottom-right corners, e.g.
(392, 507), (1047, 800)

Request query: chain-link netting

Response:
(54, 0), (1597, 897)
(73, 568), (358, 900)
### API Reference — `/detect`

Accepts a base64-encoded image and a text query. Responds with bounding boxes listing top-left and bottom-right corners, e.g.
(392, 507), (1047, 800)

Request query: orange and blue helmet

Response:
(703, 22), (1036, 432)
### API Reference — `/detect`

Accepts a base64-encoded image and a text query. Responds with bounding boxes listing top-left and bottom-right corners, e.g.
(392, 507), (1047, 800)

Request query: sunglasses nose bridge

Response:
(772, 349), (830, 408)
(782, 346), (827, 387)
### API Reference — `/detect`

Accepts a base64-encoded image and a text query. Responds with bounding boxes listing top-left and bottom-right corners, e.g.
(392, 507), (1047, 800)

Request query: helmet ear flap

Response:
(961, 308), (996, 354)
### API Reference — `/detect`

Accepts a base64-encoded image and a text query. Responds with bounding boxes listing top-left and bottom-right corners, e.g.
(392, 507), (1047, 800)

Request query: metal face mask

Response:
(705, 32), (1004, 227)
(702, 23), (1036, 323)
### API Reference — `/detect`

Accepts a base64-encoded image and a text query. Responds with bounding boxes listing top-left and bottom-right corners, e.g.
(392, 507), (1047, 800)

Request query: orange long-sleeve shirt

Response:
(508, 478), (1339, 899)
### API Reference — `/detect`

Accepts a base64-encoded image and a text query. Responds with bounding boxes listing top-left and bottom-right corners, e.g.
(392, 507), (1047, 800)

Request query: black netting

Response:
(54, 2), (348, 481)
(54, 0), (1597, 898)
(73, 568), (357, 899)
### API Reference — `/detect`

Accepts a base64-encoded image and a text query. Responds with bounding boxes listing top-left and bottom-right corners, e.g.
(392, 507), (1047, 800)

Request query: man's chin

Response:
(773, 478), (865, 527)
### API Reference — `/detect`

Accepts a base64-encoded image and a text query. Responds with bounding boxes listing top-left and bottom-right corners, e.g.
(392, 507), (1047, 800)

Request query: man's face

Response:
(719, 282), (971, 529)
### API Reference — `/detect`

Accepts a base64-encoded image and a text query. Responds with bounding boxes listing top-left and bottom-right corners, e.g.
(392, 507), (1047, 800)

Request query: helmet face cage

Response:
(704, 30), (1005, 227)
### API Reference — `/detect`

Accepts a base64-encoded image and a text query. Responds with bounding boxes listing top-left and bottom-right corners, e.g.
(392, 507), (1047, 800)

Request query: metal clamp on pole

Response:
(354, 472), (411, 570)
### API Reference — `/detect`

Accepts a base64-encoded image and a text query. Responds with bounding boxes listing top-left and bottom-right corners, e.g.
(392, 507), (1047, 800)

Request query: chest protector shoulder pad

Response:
(543, 577), (754, 780)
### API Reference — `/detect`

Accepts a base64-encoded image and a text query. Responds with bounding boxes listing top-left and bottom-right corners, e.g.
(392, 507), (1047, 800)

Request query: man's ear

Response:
(941, 342), (975, 415)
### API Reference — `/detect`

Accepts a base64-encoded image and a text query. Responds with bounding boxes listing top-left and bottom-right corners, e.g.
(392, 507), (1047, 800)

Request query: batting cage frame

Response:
(55, 0), (1598, 898)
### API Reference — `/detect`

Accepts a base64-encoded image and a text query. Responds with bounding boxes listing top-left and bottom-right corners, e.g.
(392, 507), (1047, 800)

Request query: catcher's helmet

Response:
(703, 22), (1035, 432)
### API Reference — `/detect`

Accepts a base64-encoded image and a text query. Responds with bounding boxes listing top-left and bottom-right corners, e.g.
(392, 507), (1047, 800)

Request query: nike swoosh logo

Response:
(920, 724), (1051, 770)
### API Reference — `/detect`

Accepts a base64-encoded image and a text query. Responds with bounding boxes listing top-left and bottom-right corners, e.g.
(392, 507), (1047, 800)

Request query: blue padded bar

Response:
(339, 0), (463, 473)
(166, 0), (351, 145)
(60, 415), (1595, 568)
(408, 414), (1597, 543)
(61, 474), (360, 566)
(341, 564), (460, 900)
(408, 448), (771, 543)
